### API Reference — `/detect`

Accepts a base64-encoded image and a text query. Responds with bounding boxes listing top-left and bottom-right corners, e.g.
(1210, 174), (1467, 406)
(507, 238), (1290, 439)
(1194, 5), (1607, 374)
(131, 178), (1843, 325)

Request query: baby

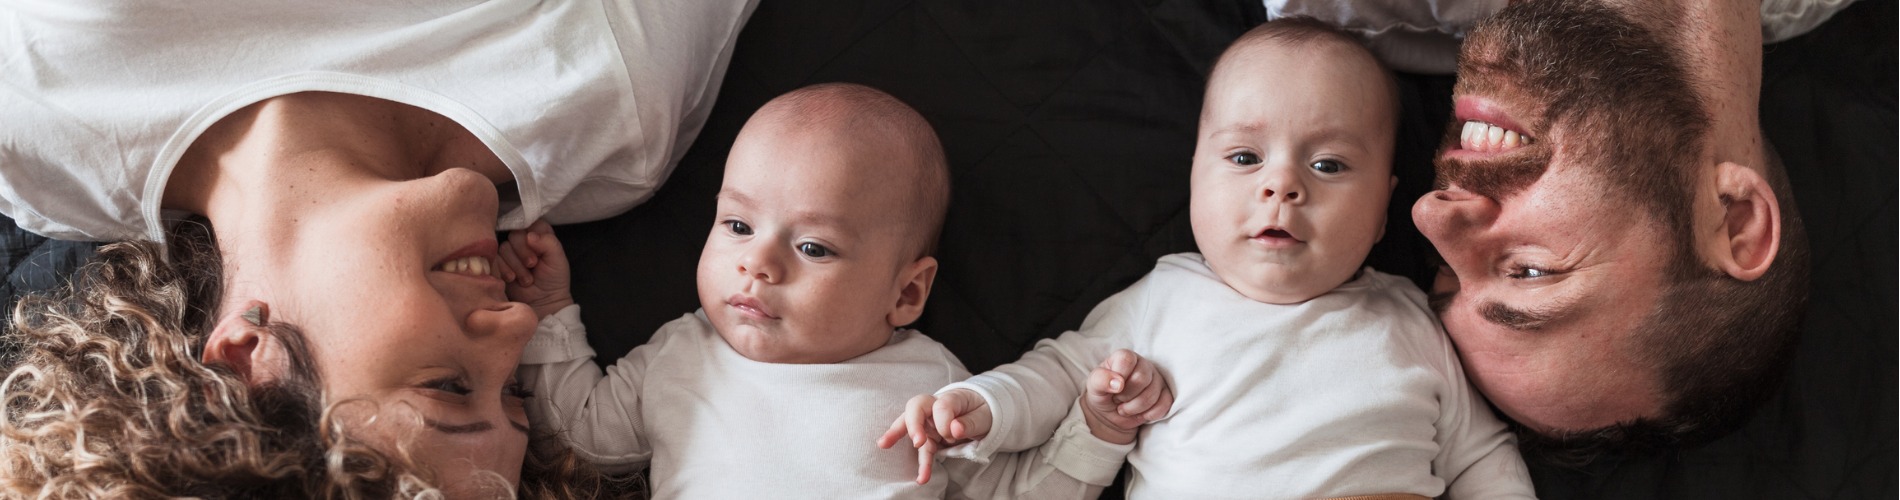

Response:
(500, 83), (1138, 499)
(890, 18), (1535, 499)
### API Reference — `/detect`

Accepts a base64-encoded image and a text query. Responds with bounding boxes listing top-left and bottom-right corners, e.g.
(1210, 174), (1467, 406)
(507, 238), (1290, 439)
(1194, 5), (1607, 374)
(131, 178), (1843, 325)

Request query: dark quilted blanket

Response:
(2, 0), (1891, 498)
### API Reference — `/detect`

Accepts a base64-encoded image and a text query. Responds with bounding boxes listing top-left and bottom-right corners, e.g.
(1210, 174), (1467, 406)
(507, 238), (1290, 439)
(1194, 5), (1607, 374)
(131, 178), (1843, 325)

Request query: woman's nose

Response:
(465, 301), (537, 347)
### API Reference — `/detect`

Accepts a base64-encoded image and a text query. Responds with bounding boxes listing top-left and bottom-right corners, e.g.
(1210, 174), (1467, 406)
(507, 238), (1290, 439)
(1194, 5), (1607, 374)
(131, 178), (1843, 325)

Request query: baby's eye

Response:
(726, 220), (753, 236)
(1310, 159), (1345, 174)
(1226, 152), (1262, 166)
(797, 242), (833, 258)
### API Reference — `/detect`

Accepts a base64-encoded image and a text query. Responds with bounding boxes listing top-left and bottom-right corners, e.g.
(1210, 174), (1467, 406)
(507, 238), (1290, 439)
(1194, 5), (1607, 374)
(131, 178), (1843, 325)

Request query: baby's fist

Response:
(1082, 349), (1171, 445)
(499, 220), (574, 318)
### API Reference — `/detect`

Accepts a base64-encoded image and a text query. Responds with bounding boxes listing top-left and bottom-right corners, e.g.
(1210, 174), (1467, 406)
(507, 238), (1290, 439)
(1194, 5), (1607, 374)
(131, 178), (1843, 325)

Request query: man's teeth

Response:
(1459, 120), (1532, 152)
(437, 256), (493, 277)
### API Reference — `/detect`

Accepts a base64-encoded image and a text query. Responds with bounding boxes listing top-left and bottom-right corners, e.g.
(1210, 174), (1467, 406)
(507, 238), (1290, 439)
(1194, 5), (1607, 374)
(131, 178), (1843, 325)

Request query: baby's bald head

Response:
(738, 83), (951, 259)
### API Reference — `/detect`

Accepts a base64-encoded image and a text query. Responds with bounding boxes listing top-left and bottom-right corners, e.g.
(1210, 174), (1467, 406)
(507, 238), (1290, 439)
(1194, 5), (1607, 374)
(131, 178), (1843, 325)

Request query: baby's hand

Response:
(875, 390), (992, 485)
(498, 220), (574, 319)
(1082, 349), (1171, 445)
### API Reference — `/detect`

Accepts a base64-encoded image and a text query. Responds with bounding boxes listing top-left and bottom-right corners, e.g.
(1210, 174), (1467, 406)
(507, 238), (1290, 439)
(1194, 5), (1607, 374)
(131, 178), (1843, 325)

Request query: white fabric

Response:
(0, 0), (753, 242)
(519, 307), (1132, 499)
(1267, 0), (1860, 74)
(1263, 0), (1506, 74)
(946, 253), (1535, 499)
(1761, 0), (1859, 42)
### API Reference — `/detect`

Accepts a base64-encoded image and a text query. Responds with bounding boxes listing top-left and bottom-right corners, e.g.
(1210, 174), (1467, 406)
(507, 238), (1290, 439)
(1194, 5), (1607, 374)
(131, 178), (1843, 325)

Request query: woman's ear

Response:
(887, 256), (939, 327)
(202, 300), (289, 385)
(1707, 162), (1781, 281)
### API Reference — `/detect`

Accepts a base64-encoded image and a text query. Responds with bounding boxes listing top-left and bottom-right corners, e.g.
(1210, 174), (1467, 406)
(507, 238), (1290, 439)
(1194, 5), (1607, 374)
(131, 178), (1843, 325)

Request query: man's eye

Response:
(726, 220), (752, 235)
(1227, 152), (1262, 166)
(1310, 159), (1344, 174)
(1508, 266), (1553, 279)
(797, 242), (832, 258)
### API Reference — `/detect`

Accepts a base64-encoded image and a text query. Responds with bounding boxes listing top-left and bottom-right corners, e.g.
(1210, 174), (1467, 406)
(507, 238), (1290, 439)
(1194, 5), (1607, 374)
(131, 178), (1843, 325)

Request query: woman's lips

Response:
(728, 294), (778, 320)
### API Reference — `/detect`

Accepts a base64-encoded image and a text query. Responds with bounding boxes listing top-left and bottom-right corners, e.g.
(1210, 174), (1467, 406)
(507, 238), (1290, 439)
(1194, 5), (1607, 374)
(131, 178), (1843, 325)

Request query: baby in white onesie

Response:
(497, 83), (1136, 499)
(890, 18), (1536, 499)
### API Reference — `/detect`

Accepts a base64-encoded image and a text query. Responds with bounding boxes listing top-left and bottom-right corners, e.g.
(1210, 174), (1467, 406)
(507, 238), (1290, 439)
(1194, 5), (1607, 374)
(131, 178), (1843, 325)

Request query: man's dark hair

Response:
(1464, 0), (1810, 463)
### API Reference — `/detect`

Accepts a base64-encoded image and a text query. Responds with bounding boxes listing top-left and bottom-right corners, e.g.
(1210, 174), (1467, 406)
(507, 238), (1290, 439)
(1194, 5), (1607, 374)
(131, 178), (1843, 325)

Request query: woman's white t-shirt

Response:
(0, 0), (755, 242)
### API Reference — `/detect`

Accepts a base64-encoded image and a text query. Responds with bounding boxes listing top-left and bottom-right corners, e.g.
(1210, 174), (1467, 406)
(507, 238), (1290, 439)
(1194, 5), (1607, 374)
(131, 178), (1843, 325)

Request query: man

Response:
(1412, 0), (1815, 460)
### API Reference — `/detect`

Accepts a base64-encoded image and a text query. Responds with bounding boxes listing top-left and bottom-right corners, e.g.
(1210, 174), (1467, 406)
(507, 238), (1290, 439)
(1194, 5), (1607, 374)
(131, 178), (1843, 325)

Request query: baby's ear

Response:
(202, 300), (292, 386)
(887, 256), (939, 327)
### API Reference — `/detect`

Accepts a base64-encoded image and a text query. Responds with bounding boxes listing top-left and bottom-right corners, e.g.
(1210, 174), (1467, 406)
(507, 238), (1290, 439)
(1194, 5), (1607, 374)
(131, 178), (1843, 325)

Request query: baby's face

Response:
(698, 120), (920, 364)
(1190, 41), (1397, 304)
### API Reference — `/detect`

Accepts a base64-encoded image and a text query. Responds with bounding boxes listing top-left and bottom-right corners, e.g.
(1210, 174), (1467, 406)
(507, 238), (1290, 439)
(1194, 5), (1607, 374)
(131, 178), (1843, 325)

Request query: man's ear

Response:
(887, 256), (939, 327)
(202, 300), (289, 386)
(1707, 162), (1780, 281)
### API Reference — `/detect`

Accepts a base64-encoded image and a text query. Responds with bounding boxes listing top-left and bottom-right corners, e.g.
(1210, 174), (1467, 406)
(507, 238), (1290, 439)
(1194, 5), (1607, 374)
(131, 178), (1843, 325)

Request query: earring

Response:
(242, 305), (266, 326)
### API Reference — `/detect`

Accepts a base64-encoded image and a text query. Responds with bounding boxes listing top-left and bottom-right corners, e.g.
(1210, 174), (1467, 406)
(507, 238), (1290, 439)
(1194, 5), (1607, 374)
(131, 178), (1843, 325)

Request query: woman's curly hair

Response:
(0, 223), (633, 499)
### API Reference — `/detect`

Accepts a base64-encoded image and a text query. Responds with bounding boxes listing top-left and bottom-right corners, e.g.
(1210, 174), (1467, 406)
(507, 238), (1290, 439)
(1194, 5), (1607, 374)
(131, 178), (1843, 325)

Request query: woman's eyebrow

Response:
(425, 418), (494, 435)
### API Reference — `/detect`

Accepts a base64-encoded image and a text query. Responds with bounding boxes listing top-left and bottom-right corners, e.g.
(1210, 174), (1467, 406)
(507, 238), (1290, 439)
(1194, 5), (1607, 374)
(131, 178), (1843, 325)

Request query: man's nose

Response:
(737, 242), (783, 284)
(1412, 186), (1501, 244)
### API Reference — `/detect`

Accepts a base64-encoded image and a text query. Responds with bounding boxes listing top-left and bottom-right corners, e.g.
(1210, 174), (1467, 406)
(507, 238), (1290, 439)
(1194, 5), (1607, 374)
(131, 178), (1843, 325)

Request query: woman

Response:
(0, 0), (755, 497)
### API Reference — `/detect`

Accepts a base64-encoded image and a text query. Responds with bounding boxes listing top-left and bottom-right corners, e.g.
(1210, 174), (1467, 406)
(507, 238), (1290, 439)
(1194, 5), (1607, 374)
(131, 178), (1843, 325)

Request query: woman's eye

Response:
(797, 242), (832, 258)
(726, 220), (752, 235)
(504, 380), (534, 400)
(426, 377), (472, 396)
(1227, 152), (1262, 166)
(1310, 159), (1344, 174)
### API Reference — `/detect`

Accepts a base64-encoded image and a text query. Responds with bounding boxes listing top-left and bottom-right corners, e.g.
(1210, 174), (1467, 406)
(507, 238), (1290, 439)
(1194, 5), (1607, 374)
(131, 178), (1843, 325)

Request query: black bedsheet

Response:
(2, 0), (1891, 497)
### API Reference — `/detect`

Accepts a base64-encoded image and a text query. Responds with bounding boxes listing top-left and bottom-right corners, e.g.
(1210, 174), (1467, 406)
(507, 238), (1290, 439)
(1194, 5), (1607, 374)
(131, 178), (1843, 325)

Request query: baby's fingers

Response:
(1117, 369), (1166, 416)
(914, 437), (939, 485)
(1102, 349), (1139, 379)
(1086, 365), (1125, 406)
(498, 240), (530, 285)
(1141, 385), (1175, 422)
(876, 417), (909, 450)
(508, 229), (538, 269)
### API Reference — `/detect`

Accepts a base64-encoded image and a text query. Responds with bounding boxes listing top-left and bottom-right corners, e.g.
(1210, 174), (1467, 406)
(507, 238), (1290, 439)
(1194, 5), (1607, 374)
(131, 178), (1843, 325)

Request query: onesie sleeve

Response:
(517, 304), (655, 474)
(942, 399), (1134, 500)
(1422, 320), (1535, 499)
(939, 276), (1152, 459)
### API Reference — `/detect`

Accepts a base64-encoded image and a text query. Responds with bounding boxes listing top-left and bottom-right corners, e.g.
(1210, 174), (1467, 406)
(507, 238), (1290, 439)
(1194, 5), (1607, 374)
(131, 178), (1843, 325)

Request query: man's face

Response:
(697, 116), (920, 364)
(1412, 0), (1709, 435)
(1190, 40), (1397, 304)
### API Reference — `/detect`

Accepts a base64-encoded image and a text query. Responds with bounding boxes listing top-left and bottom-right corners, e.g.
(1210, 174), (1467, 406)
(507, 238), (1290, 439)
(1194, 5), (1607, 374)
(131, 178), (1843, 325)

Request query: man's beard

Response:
(1436, 0), (1707, 223)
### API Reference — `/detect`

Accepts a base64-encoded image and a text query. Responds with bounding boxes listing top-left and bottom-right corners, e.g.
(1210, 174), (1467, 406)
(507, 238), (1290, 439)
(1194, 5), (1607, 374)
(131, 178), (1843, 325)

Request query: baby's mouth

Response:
(1251, 227), (1303, 245)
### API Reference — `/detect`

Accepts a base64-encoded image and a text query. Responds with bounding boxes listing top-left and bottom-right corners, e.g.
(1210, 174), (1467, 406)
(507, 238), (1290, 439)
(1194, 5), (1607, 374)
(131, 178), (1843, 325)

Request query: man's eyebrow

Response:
(1479, 299), (1578, 332)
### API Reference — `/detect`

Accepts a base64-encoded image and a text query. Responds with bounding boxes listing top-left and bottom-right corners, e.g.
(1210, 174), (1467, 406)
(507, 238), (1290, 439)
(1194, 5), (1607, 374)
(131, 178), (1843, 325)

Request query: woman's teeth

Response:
(438, 255), (493, 277)
(1460, 120), (1533, 152)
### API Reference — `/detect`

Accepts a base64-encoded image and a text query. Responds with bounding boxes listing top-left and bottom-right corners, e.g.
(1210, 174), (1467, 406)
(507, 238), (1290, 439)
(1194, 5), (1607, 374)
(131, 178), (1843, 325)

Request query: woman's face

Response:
(262, 168), (537, 494)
